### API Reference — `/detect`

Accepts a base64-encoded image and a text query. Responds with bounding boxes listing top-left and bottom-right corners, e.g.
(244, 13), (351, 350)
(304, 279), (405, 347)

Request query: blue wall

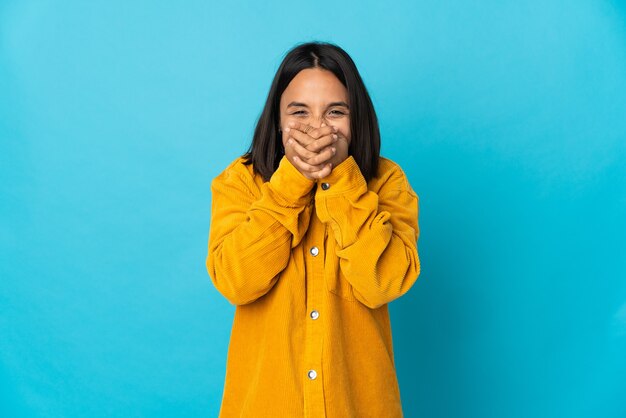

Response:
(1, 1), (625, 417)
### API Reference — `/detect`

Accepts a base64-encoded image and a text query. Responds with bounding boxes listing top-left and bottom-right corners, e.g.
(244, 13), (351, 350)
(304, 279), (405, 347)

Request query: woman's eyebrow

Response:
(287, 101), (350, 109)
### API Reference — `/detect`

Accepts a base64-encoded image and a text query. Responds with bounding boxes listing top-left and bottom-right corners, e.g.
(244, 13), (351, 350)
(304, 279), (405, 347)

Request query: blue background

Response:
(2, 1), (625, 417)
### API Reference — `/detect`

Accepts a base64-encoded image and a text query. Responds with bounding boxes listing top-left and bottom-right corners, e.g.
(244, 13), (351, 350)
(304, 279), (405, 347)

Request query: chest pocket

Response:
(323, 224), (357, 302)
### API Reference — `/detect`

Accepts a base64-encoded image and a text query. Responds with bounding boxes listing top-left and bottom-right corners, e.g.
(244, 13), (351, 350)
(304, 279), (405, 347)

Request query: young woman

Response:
(206, 41), (421, 418)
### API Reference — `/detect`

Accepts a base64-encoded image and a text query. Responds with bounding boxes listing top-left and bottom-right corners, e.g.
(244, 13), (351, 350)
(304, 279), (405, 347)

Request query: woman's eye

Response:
(291, 110), (345, 116)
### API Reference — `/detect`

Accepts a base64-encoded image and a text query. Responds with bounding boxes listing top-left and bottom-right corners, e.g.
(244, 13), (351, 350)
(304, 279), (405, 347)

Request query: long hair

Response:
(242, 41), (381, 182)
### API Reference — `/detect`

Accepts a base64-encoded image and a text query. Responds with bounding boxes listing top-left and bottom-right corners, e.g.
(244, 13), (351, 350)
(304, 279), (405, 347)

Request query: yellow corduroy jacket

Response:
(206, 152), (420, 418)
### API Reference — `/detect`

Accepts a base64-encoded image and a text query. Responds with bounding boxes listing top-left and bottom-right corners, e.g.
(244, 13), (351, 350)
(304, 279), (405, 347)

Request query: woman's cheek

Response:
(337, 123), (350, 143)
(281, 115), (297, 131)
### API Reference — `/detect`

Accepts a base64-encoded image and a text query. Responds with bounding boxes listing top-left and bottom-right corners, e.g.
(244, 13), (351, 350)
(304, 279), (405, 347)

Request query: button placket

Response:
(308, 247), (320, 318)
(303, 214), (326, 414)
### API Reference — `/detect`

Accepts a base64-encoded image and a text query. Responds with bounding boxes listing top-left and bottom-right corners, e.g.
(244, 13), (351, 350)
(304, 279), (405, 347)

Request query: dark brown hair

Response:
(242, 41), (381, 182)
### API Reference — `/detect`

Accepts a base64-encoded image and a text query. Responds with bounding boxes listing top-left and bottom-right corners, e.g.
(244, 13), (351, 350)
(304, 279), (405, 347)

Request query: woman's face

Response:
(279, 68), (351, 145)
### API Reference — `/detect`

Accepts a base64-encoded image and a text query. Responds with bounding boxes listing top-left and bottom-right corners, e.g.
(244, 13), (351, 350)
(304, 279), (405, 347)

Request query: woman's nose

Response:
(309, 115), (329, 128)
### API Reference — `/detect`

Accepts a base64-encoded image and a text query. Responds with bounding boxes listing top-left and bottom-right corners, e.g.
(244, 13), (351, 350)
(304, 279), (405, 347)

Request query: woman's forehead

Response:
(282, 69), (348, 105)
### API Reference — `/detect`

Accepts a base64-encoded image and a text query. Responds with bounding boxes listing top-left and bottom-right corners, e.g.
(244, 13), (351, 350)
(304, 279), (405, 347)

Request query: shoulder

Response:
(372, 156), (417, 196)
(214, 153), (261, 178)
(211, 154), (260, 194)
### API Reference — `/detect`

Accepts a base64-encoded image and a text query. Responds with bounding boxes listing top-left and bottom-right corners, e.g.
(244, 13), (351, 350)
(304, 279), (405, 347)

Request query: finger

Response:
(293, 141), (337, 168)
(285, 127), (316, 149)
(304, 143), (336, 166)
(287, 121), (336, 140)
(292, 154), (329, 173)
(286, 121), (315, 136)
(309, 162), (333, 179)
(287, 127), (338, 153)
(307, 123), (337, 140)
(287, 137), (320, 161)
(306, 131), (339, 153)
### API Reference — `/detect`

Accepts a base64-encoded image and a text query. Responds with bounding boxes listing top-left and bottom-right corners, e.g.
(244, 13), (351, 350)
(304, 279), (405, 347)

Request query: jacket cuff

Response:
(269, 155), (316, 206)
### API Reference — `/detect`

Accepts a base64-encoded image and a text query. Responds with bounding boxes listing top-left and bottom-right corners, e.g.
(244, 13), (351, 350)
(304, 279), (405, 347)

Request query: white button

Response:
(310, 310), (319, 320)
(308, 369), (317, 380)
(310, 246), (319, 256)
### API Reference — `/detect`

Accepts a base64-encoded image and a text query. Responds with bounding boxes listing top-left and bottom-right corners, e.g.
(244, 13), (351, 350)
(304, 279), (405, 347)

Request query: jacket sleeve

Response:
(314, 155), (420, 309)
(206, 155), (316, 306)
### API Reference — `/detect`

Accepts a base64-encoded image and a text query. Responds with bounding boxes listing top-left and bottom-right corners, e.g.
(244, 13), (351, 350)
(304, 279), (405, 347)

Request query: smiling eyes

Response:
(291, 110), (346, 116)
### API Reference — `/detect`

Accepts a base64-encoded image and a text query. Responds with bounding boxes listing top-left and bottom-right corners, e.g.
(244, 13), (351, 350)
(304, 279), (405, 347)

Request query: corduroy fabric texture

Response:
(206, 153), (420, 417)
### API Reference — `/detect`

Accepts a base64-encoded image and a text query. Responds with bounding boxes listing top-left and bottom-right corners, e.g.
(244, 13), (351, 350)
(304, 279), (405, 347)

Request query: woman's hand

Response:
(282, 121), (349, 180)
(282, 121), (335, 180)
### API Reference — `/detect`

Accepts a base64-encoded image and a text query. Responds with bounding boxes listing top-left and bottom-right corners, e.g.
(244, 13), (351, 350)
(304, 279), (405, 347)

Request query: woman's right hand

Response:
(281, 122), (338, 180)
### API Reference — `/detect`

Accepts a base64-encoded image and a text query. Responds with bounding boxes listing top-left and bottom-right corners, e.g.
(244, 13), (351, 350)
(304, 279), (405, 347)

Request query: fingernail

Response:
(288, 138), (292, 144)
(332, 147), (336, 154)
(285, 127), (290, 133)
(332, 134), (338, 140)
(332, 126), (338, 132)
